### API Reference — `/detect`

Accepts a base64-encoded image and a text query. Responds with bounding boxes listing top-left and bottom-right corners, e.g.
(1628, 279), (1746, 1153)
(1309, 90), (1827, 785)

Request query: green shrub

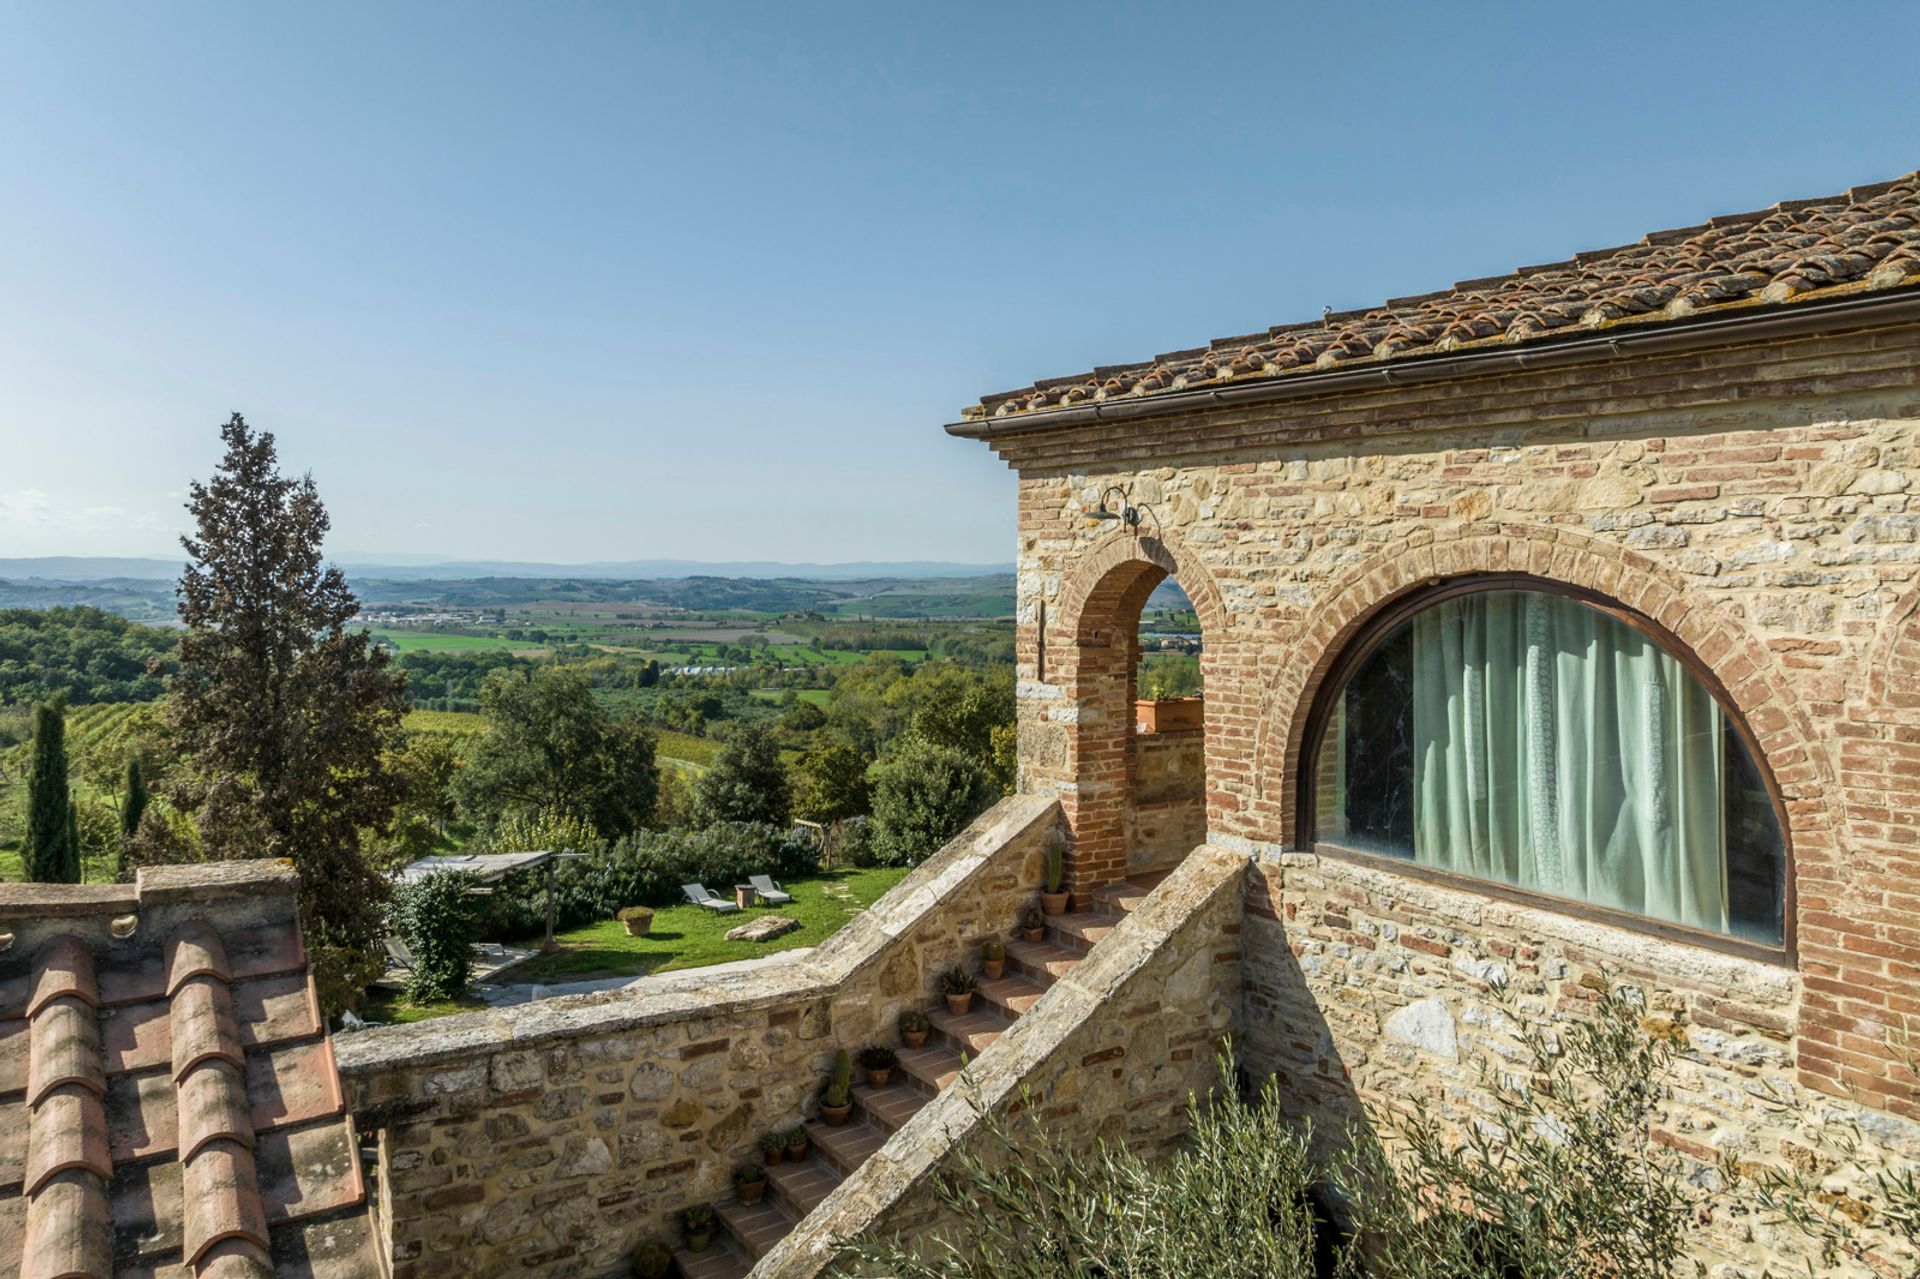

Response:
(848, 994), (1709, 1279)
(868, 736), (994, 866)
(390, 870), (481, 1002)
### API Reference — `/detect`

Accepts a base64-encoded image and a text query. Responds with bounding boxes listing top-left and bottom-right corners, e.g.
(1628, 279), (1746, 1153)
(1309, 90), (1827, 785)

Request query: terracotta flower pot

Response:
(866, 1067), (892, 1089)
(786, 1137), (809, 1161)
(686, 1231), (714, 1253)
(820, 1101), (852, 1126)
(1135, 696), (1203, 734)
(902, 1029), (928, 1049)
(763, 1146), (783, 1166)
(621, 914), (652, 938)
(982, 958), (1005, 981)
(737, 1179), (766, 1205)
(1039, 891), (1069, 917)
(1022, 926), (1044, 943)
(946, 992), (974, 1017)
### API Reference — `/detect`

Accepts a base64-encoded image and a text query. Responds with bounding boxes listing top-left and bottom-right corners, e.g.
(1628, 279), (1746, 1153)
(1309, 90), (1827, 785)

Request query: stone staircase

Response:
(671, 874), (1165, 1279)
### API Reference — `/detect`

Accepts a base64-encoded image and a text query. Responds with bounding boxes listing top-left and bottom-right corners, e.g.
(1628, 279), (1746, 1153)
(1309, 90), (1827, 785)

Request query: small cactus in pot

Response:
(899, 1008), (930, 1049)
(981, 938), (1006, 981)
(819, 1049), (854, 1125)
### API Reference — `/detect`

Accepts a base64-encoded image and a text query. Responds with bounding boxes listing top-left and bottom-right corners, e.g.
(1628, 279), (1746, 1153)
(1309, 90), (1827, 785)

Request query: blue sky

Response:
(3, 2), (1918, 566)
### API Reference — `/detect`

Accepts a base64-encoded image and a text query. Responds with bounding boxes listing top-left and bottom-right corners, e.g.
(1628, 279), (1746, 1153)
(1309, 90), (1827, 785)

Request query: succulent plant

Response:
(899, 1008), (930, 1033)
(1019, 904), (1044, 930)
(631, 1240), (673, 1278)
(939, 965), (978, 996)
(856, 1044), (899, 1070)
(1044, 840), (1065, 894)
(981, 939), (1005, 961)
(758, 1130), (787, 1155)
(822, 1049), (853, 1108)
(734, 1164), (766, 1186)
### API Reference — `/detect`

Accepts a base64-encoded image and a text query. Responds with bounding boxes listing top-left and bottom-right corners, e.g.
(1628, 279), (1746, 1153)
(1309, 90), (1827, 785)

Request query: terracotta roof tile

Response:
(20, 1171), (109, 1279)
(0, 864), (376, 1279)
(182, 1142), (270, 1265)
(968, 170), (1920, 420)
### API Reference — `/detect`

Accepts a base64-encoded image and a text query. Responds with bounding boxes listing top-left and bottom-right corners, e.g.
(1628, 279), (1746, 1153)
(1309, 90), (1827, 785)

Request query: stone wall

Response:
(752, 845), (1247, 1278)
(1129, 728), (1205, 873)
(987, 320), (1920, 1125)
(1240, 852), (1920, 1275)
(334, 796), (1061, 1279)
(964, 319), (1920, 1269)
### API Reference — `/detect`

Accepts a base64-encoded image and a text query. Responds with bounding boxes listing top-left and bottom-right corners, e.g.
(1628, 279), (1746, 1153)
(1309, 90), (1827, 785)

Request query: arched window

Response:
(1305, 578), (1788, 950)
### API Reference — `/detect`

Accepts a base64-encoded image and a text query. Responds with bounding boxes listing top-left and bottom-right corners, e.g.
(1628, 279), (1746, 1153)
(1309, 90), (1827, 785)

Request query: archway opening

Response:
(1057, 544), (1214, 895)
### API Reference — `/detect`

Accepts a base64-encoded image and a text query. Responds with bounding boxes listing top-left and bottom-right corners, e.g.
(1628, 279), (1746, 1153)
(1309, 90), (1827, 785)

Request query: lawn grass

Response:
(652, 728), (719, 767)
(749, 688), (831, 706)
(499, 866), (909, 984)
(361, 989), (491, 1024)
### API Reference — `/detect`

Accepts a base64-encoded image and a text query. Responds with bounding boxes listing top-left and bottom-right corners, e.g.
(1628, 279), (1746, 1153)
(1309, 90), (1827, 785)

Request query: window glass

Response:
(1314, 589), (1785, 945)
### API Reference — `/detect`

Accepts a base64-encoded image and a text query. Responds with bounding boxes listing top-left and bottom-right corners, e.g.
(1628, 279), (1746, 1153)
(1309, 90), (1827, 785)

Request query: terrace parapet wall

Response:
(334, 795), (1061, 1279)
(753, 844), (1247, 1279)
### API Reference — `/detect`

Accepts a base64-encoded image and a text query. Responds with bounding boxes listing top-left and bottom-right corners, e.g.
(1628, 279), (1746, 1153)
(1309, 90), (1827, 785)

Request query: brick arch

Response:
(1862, 585), (1920, 715)
(1262, 524), (1837, 864)
(1043, 528), (1230, 893)
(1052, 528), (1229, 651)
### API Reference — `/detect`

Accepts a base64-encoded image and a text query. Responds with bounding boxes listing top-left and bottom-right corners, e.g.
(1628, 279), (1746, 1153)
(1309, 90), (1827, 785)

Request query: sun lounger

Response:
(682, 883), (740, 913)
(748, 875), (794, 905)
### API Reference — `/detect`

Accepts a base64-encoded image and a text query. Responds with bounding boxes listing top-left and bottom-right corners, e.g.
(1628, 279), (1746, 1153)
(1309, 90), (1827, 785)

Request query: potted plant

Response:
(819, 1049), (854, 1125)
(735, 883), (755, 910)
(734, 1163), (768, 1205)
(940, 965), (977, 1016)
(1039, 841), (1070, 916)
(784, 1125), (810, 1161)
(899, 1009), (930, 1049)
(1019, 903), (1045, 943)
(980, 939), (1006, 981)
(681, 1206), (717, 1253)
(758, 1129), (787, 1166)
(856, 1044), (898, 1088)
(617, 906), (654, 938)
(631, 1240), (673, 1278)
(1135, 671), (1203, 733)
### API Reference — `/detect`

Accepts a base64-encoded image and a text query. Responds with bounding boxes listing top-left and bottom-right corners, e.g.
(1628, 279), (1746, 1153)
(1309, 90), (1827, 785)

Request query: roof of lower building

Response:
(964, 170), (1920, 422)
(0, 862), (381, 1279)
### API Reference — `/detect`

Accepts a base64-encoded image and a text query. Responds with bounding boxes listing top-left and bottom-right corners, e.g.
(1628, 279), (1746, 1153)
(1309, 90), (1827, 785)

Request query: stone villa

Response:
(6, 170), (1920, 1277)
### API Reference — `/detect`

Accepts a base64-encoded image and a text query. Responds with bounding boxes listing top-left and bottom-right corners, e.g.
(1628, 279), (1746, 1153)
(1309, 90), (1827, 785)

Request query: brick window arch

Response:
(1298, 572), (1793, 958)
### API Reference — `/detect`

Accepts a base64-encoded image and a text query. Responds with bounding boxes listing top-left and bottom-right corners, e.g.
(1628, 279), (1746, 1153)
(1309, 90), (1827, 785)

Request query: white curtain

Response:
(1409, 591), (1727, 933)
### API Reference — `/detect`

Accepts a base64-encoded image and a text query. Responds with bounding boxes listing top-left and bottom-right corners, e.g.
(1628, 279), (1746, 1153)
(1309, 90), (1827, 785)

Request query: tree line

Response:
(11, 413), (1015, 1016)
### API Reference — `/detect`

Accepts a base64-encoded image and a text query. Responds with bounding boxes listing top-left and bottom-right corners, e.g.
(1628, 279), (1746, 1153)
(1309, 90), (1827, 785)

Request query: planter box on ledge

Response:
(1136, 696), (1203, 734)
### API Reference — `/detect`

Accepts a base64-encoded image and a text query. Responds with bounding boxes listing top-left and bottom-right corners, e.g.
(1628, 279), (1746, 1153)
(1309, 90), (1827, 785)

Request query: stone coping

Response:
(335, 795), (1063, 1079)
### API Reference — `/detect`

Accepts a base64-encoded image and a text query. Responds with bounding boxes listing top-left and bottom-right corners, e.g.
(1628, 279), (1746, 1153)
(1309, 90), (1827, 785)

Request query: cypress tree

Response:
(24, 701), (77, 883)
(121, 756), (148, 838)
(64, 800), (81, 884)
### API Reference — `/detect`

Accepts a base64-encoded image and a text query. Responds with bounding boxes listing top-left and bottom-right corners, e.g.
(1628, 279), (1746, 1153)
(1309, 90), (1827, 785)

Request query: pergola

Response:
(398, 848), (587, 948)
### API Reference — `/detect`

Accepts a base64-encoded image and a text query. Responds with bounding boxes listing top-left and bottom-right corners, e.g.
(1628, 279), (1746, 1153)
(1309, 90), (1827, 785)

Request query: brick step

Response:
(808, 1115), (889, 1178)
(896, 1039), (968, 1096)
(1090, 873), (1166, 918)
(1004, 938), (1085, 985)
(673, 1234), (753, 1279)
(1046, 911), (1116, 952)
(765, 1152), (843, 1215)
(976, 972), (1049, 1021)
(854, 1078), (930, 1133)
(927, 1004), (1013, 1056)
(713, 1193), (799, 1262)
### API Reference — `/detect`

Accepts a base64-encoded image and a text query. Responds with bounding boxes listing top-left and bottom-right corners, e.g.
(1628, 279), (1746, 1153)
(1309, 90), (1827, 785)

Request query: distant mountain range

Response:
(0, 556), (1011, 584)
